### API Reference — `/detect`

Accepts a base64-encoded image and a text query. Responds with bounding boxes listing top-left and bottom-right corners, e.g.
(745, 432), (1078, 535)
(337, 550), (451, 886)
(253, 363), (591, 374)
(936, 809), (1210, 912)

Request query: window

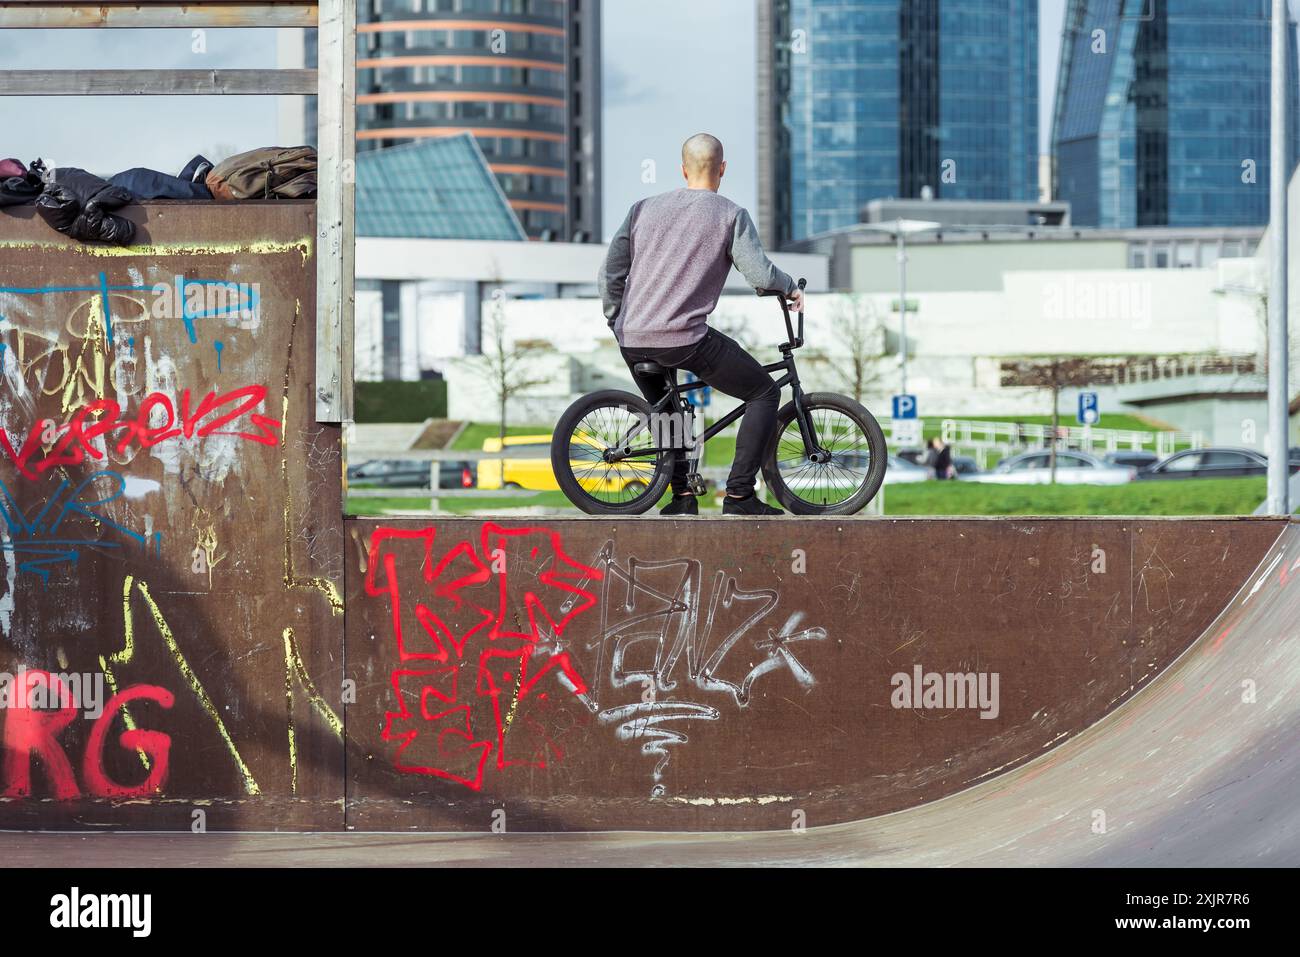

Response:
(1200, 451), (1258, 467)
(1010, 454), (1049, 470)
(1161, 452), (1202, 472)
(1129, 246), (1148, 268)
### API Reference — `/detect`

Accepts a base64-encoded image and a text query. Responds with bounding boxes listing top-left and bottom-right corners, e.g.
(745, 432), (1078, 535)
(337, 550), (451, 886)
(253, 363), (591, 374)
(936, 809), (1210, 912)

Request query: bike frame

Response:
(611, 283), (826, 461)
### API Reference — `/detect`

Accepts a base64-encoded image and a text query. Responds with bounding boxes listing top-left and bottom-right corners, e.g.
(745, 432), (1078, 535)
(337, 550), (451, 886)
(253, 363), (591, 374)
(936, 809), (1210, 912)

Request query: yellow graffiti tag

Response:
(101, 575), (260, 795)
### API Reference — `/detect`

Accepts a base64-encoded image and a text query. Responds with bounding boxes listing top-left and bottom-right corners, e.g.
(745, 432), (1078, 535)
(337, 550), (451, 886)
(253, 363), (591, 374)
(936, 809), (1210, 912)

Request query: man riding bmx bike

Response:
(598, 132), (804, 516)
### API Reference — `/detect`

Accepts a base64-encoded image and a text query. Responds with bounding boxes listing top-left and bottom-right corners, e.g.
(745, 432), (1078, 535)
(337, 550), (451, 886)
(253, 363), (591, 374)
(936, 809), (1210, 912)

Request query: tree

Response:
(473, 291), (550, 442)
(808, 294), (886, 403)
(1000, 357), (1100, 484)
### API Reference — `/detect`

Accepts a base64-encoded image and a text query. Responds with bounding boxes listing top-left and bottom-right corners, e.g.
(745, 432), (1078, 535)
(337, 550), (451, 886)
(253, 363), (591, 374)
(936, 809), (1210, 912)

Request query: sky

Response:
(0, 27), (285, 176)
(1, 2), (1068, 240)
(601, 0), (1069, 234)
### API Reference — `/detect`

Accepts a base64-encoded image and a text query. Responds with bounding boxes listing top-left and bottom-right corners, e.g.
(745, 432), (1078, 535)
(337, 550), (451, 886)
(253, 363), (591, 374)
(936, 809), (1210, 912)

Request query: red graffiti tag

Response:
(1, 671), (175, 799)
(0, 384), (280, 480)
(365, 523), (601, 791)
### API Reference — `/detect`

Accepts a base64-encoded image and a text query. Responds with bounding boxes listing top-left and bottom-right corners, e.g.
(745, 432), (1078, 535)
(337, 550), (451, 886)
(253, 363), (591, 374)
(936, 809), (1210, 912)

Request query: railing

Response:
(937, 419), (1203, 459)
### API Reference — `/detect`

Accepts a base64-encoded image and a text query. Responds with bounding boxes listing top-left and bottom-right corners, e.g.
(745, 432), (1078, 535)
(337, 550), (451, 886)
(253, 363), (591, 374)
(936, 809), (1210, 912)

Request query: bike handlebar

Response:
(756, 277), (807, 348)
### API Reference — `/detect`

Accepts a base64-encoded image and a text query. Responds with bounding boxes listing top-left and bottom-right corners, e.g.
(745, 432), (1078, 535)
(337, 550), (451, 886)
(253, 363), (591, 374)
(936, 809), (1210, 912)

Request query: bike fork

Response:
(792, 390), (826, 459)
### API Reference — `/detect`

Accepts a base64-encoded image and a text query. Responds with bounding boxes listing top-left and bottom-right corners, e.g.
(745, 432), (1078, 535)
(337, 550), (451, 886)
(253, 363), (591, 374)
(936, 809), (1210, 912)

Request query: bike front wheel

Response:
(761, 392), (887, 515)
(551, 390), (674, 515)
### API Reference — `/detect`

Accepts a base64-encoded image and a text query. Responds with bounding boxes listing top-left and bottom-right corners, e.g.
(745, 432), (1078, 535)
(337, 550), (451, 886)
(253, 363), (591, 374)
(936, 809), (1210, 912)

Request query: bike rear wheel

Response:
(551, 390), (674, 515)
(761, 392), (887, 515)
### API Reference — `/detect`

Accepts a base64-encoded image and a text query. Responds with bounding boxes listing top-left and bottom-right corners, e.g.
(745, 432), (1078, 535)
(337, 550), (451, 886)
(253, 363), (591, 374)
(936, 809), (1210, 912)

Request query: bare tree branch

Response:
(472, 293), (551, 441)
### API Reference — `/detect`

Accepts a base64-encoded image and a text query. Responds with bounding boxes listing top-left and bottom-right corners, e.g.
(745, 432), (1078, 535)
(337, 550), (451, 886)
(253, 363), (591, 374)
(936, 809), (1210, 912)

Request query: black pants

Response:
(621, 327), (780, 497)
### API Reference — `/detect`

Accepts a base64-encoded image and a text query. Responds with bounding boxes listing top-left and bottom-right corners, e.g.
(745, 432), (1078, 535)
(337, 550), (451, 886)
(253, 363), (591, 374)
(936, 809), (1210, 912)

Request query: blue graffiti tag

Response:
(0, 471), (160, 584)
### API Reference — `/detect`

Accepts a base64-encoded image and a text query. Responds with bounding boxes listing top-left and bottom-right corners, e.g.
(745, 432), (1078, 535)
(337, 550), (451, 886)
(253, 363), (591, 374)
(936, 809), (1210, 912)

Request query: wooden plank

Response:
(0, 2), (317, 28)
(0, 68), (317, 95)
(339, 0), (356, 424)
(314, 0), (355, 424)
(0, 203), (344, 830)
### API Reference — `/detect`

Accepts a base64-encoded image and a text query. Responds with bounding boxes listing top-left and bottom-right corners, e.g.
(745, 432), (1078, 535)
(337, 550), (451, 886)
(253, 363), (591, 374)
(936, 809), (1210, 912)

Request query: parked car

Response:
(478, 435), (555, 490)
(1138, 446), (1300, 481)
(480, 434), (653, 494)
(348, 458), (476, 490)
(966, 450), (1135, 485)
(1103, 450), (1160, 470)
(777, 452), (926, 495)
(885, 454), (931, 484)
(951, 456), (982, 478)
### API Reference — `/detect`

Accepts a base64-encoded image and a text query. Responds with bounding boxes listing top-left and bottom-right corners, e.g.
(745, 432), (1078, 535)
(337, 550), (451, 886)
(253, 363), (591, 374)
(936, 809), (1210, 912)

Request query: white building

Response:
(356, 220), (1296, 450)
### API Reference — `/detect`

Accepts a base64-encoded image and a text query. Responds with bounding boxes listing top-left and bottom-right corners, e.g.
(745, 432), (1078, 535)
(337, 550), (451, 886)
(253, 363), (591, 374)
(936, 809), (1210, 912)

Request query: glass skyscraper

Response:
(1053, 0), (1299, 228)
(757, 0), (1038, 246)
(326, 0), (602, 242)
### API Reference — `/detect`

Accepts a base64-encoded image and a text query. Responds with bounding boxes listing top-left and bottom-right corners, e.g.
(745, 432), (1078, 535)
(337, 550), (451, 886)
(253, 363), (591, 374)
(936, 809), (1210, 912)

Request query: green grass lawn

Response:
(348, 477), (1275, 518)
(449, 422), (554, 451)
(882, 477), (1271, 516)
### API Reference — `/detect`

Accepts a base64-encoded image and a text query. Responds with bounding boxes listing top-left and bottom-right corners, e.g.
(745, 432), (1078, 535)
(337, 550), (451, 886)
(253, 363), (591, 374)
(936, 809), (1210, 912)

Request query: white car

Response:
(884, 454), (932, 484)
(965, 450), (1136, 486)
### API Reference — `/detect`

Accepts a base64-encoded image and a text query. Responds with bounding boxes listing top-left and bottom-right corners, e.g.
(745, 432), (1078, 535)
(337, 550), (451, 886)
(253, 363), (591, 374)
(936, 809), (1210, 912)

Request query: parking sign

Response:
(892, 420), (922, 447)
(684, 371), (711, 408)
(892, 394), (918, 420)
(1077, 392), (1100, 426)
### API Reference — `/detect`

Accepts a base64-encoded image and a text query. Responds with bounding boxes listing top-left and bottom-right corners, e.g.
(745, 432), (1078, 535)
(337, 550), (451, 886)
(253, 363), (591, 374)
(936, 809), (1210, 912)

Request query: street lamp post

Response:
(859, 218), (941, 400)
(1268, 0), (1290, 515)
(897, 221), (908, 395)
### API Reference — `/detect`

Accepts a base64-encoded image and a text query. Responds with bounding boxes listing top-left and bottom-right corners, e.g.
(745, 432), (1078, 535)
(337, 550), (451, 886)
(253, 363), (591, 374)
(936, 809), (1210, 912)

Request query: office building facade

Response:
(758, 0), (1038, 247)
(349, 0), (601, 241)
(1053, 0), (1299, 228)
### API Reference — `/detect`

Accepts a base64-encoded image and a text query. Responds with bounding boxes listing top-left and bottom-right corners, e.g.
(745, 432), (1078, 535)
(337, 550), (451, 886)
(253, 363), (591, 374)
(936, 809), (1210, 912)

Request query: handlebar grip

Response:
(797, 277), (807, 290)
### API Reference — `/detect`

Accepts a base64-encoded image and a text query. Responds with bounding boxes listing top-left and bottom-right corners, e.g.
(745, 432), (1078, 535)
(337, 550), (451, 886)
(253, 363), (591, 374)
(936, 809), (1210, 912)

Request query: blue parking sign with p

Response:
(1078, 392), (1100, 425)
(684, 371), (711, 408)
(892, 394), (917, 420)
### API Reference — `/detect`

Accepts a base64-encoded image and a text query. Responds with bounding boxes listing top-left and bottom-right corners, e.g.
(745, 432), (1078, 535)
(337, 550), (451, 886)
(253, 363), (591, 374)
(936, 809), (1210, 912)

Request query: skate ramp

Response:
(342, 516), (1288, 833)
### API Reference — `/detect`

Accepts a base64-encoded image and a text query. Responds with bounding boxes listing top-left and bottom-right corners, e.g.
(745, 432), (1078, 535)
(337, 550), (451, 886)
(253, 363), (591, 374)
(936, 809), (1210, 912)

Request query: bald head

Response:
(681, 133), (726, 190)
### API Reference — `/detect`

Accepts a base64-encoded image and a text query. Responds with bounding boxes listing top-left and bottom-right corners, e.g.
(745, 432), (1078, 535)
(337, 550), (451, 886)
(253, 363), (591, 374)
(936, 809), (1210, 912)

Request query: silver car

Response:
(966, 450), (1136, 486)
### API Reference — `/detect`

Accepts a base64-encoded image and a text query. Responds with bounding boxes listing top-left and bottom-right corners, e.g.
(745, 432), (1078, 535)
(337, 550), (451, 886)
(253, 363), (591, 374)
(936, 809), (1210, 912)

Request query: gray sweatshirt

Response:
(599, 188), (796, 348)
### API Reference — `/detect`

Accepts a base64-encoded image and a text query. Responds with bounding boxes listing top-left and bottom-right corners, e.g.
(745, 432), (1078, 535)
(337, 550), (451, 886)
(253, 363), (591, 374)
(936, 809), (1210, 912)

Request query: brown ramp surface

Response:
(8, 517), (1298, 866)
(340, 516), (1283, 832)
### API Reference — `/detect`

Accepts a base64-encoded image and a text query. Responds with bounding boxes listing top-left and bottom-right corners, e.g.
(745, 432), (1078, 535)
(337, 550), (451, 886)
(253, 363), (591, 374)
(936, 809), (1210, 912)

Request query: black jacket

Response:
(0, 159), (42, 208)
(35, 167), (136, 245)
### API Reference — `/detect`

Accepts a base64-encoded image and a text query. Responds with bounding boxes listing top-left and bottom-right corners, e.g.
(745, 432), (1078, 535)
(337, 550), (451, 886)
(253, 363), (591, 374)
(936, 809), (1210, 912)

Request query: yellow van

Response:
(478, 434), (654, 493)
(478, 435), (557, 491)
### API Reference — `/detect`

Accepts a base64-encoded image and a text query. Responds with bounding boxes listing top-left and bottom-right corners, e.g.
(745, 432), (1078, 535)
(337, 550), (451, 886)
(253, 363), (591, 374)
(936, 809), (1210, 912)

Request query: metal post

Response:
(1268, 0), (1290, 515)
(897, 219), (908, 396)
(316, 0), (357, 424)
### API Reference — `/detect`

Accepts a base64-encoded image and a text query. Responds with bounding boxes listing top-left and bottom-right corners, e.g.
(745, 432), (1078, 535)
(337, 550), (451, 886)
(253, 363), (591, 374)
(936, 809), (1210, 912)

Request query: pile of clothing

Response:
(0, 146), (317, 246)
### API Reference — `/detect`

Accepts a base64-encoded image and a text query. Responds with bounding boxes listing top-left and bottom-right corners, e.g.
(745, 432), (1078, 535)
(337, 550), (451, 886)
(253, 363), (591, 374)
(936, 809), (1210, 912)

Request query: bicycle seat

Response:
(633, 360), (668, 376)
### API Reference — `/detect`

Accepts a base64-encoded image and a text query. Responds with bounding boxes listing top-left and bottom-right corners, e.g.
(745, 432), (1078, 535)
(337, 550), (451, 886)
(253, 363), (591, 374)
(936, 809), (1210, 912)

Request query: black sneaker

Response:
(660, 495), (699, 516)
(722, 493), (784, 516)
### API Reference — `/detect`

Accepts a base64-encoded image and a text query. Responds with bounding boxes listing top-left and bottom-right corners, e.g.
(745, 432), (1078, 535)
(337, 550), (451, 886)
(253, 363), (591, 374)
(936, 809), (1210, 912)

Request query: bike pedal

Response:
(687, 474), (707, 497)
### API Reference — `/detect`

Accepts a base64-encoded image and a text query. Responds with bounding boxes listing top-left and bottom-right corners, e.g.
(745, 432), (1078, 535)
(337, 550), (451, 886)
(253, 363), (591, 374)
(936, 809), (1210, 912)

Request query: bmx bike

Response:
(550, 278), (888, 516)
